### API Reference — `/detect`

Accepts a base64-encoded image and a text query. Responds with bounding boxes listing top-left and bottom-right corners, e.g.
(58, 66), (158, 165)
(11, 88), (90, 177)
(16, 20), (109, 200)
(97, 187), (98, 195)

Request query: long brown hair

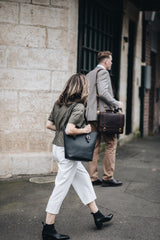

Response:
(56, 73), (89, 107)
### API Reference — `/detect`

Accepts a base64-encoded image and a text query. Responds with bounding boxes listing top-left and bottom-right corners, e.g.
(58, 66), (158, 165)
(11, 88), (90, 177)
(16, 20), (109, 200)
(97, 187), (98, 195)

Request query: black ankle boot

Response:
(91, 210), (113, 229)
(42, 223), (70, 240)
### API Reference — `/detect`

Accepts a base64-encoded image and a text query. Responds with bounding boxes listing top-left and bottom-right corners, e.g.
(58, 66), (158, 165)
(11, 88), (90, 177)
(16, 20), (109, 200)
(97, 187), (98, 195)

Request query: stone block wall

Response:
(0, 0), (78, 177)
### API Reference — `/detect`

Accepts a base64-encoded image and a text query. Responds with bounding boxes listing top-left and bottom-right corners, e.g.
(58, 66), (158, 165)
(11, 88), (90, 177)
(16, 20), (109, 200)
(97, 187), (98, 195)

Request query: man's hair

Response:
(97, 51), (112, 64)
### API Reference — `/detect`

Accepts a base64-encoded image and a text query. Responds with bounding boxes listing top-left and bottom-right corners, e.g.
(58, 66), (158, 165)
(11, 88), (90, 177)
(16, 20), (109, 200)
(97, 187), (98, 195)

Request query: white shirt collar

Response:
(97, 64), (105, 70)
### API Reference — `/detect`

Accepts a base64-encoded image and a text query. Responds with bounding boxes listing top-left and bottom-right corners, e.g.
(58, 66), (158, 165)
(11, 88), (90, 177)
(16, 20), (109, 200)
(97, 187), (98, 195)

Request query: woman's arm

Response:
(46, 120), (56, 131)
(65, 123), (91, 136)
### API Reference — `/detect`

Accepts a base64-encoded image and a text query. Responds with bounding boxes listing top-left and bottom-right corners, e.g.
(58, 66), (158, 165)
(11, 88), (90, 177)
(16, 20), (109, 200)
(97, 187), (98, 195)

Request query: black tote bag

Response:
(63, 104), (97, 161)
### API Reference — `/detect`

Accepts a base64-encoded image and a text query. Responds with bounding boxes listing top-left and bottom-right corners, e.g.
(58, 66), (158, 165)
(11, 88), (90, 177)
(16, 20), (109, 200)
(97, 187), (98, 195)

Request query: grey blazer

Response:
(86, 66), (119, 121)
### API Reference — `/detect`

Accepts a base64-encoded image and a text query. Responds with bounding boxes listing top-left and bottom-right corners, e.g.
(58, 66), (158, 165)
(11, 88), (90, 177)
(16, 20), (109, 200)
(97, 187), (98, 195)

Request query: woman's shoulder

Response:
(73, 103), (84, 111)
(51, 102), (59, 112)
(53, 102), (84, 114)
(70, 103), (85, 116)
(68, 103), (85, 125)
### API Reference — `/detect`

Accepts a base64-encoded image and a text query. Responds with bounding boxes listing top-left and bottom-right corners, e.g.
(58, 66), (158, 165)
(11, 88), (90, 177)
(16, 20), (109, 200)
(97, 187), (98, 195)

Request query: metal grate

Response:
(77, 0), (123, 93)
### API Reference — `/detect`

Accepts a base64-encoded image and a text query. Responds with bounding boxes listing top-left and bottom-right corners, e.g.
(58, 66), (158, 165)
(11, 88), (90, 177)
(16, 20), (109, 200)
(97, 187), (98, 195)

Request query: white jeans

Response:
(46, 145), (97, 214)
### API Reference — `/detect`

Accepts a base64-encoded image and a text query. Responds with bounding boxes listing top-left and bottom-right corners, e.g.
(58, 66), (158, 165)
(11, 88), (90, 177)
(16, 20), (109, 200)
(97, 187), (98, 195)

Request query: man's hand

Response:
(118, 101), (123, 111)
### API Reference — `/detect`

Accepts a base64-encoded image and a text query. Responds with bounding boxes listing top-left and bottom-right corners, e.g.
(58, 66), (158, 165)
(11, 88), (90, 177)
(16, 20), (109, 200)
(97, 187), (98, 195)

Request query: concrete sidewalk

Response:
(0, 135), (160, 240)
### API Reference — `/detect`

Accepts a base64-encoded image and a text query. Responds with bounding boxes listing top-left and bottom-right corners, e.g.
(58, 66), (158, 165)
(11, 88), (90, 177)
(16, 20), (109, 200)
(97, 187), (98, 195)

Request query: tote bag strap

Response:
(64, 103), (87, 127)
(64, 103), (78, 127)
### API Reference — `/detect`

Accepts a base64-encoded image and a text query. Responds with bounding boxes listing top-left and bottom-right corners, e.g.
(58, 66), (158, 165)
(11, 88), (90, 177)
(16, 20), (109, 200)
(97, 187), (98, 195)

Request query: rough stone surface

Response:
(7, 47), (69, 71)
(32, 0), (50, 5)
(0, 46), (7, 67)
(29, 175), (56, 183)
(0, 1), (19, 24)
(0, 69), (51, 91)
(51, 0), (69, 8)
(0, 0), (78, 177)
(20, 3), (68, 28)
(0, 23), (46, 48)
(51, 71), (73, 91)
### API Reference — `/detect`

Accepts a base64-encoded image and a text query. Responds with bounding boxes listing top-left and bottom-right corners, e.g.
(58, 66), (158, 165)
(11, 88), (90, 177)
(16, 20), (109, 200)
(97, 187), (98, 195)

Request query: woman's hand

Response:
(83, 124), (91, 133)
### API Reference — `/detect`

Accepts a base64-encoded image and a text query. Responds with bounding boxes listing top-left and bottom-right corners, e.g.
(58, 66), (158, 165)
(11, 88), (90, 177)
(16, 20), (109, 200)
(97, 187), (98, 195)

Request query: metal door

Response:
(77, 0), (123, 93)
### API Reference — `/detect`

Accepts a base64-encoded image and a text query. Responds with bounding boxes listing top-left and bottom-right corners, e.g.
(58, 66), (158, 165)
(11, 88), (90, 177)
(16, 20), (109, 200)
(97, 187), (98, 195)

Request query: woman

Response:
(42, 73), (113, 240)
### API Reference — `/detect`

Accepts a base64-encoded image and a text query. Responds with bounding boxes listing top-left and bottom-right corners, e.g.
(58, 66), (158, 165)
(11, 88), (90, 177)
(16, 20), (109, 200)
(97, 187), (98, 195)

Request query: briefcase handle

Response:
(113, 108), (123, 113)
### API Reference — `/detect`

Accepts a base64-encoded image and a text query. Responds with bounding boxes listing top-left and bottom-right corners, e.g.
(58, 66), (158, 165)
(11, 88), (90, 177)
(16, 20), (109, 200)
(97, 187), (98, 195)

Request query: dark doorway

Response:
(126, 20), (136, 134)
(149, 51), (156, 133)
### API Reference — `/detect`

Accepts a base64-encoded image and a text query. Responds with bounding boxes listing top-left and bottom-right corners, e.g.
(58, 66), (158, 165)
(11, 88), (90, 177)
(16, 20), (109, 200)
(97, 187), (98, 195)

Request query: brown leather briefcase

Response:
(97, 110), (125, 134)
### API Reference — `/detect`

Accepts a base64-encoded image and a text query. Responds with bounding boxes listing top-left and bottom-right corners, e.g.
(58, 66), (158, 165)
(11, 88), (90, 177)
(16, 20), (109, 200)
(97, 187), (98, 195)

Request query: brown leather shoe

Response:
(102, 179), (123, 187)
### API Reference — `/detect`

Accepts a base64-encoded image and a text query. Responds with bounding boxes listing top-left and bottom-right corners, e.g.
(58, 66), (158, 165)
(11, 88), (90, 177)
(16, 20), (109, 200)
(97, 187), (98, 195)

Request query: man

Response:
(86, 51), (123, 187)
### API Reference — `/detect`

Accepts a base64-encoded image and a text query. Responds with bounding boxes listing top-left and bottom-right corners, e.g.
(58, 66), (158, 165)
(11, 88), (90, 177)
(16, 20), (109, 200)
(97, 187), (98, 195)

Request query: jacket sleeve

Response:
(48, 104), (55, 123)
(97, 70), (119, 108)
(68, 103), (85, 127)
